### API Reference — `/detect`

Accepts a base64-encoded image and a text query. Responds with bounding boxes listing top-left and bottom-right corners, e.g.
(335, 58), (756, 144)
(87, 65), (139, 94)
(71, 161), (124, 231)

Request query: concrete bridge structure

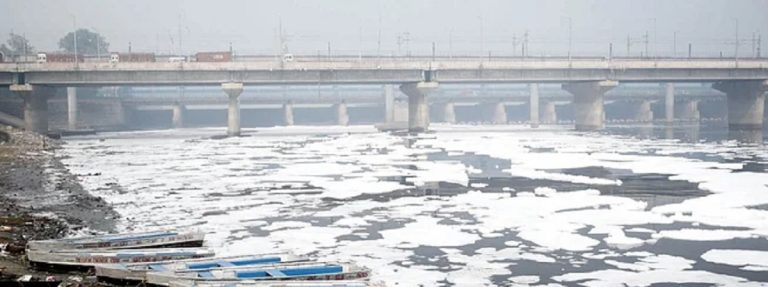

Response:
(115, 84), (724, 127)
(1, 56), (767, 134)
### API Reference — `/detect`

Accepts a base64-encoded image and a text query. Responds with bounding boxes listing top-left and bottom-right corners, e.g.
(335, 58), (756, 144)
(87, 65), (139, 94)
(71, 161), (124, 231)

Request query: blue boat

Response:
(147, 262), (370, 286)
(168, 280), (375, 287)
(96, 253), (306, 284)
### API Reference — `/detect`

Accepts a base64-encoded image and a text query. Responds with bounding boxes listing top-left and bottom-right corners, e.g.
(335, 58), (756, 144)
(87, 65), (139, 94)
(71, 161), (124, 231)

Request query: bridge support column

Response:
(714, 80), (767, 130)
(383, 85), (395, 123)
(443, 102), (456, 124)
(529, 84), (540, 127)
(393, 99), (409, 122)
(283, 101), (295, 126)
(336, 101), (349, 126)
(541, 101), (557, 124)
(678, 100), (700, 122)
(172, 103), (186, 129)
(493, 102), (508, 124)
(222, 82), (243, 136)
(665, 83), (675, 124)
(400, 82), (438, 132)
(11, 84), (54, 134)
(67, 87), (78, 130)
(563, 80), (618, 131)
(634, 100), (654, 123)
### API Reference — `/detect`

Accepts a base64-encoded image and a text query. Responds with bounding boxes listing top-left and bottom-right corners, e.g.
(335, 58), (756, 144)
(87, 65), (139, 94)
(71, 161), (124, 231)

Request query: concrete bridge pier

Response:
(10, 84), (55, 134)
(383, 85), (395, 123)
(563, 80), (618, 131)
(67, 87), (78, 130)
(665, 83), (675, 124)
(283, 101), (295, 126)
(541, 101), (557, 124)
(222, 82), (244, 136)
(400, 82), (438, 132)
(335, 101), (349, 126)
(633, 100), (654, 123)
(714, 80), (768, 130)
(529, 84), (540, 127)
(172, 103), (186, 129)
(443, 102), (456, 124)
(678, 100), (700, 122)
(393, 99), (409, 122)
(493, 102), (508, 124)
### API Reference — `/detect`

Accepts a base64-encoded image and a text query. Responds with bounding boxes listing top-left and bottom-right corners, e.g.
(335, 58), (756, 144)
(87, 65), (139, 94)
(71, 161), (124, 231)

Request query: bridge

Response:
(1, 56), (766, 135)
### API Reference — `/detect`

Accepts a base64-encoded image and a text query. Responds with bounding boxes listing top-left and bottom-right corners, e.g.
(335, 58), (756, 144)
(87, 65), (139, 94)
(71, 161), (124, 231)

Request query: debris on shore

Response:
(0, 126), (118, 285)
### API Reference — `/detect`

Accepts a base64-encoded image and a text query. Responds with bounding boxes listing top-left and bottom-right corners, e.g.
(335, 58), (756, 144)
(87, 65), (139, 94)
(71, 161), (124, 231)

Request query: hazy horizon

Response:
(3, 0), (767, 57)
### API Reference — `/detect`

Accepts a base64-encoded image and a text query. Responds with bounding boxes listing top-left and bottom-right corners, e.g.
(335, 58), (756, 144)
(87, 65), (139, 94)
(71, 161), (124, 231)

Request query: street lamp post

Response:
(72, 16), (78, 63)
(566, 17), (572, 60)
(734, 18), (740, 58)
(673, 31), (678, 58)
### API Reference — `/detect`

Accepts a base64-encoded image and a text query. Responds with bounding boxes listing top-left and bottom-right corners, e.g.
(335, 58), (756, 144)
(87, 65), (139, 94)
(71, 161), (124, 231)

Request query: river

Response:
(60, 123), (768, 286)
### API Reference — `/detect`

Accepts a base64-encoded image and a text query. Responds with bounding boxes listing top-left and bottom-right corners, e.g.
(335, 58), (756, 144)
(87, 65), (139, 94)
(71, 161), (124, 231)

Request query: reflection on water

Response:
(728, 128), (765, 144)
(605, 122), (765, 145)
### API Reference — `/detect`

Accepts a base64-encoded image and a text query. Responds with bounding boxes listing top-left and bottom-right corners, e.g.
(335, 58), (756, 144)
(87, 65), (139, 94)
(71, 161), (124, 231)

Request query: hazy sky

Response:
(2, 0), (767, 57)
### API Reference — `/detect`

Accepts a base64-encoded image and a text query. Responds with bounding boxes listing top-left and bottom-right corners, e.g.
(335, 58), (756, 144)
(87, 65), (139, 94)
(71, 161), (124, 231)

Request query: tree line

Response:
(0, 30), (109, 59)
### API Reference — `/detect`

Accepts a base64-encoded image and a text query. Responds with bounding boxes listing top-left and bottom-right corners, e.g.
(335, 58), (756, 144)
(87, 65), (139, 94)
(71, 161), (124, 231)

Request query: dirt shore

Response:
(0, 126), (118, 284)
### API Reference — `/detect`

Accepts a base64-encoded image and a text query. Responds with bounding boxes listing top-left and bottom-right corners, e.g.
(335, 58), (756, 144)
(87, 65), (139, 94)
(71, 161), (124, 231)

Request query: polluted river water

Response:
(59, 124), (768, 286)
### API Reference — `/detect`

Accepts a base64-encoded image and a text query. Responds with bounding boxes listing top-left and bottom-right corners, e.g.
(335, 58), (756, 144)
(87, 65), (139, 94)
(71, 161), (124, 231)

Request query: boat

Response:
(27, 247), (215, 271)
(95, 253), (307, 285)
(146, 262), (370, 286)
(169, 280), (374, 287)
(26, 230), (205, 251)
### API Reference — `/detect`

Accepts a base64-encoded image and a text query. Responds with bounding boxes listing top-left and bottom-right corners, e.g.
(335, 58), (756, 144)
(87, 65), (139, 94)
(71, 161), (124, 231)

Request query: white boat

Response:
(96, 253), (306, 284)
(27, 247), (214, 271)
(26, 230), (205, 251)
(169, 280), (374, 287)
(147, 262), (370, 286)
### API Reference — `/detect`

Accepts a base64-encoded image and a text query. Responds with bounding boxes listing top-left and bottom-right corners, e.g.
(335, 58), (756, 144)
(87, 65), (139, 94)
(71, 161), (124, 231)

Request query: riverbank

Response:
(0, 126), (117, 281)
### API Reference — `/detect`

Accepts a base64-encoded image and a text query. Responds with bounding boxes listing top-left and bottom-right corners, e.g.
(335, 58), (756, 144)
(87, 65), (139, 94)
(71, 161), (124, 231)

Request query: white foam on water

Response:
(555, 269), (760, 287)
(701, 249), (768, 271)
(656, 229), (756, 241)
(379, 217), (481, 247)
(59, 126), (768, 286)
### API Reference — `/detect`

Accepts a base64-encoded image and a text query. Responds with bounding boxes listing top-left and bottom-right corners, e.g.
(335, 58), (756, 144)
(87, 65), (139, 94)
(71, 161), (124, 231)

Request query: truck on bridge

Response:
(194, 51), (232, 62)
(109, 53), (156, 63)
(36, 53), (83, 63)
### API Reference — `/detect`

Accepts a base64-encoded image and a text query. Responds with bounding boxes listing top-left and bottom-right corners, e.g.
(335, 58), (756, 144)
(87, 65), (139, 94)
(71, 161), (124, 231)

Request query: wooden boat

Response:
(95, 253), (306, 285)
(26, 230), (205, 251)
(147, 262), (370, 286)
(169, 280), (373, 287)
(27, 247), (215, 271)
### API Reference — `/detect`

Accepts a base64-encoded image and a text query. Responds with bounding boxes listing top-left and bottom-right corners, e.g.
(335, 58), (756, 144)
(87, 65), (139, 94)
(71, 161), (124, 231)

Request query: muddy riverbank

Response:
(0, 126), (117, 282)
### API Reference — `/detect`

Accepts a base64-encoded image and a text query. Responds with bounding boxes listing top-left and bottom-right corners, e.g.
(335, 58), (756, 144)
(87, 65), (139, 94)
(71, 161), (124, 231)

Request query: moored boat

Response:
(96, 253), (306, 285)
(169, 280), (373, 287)
(146, 262), (370, 286)
(26, 230), (205, 251)
(27, 247), (215, 271)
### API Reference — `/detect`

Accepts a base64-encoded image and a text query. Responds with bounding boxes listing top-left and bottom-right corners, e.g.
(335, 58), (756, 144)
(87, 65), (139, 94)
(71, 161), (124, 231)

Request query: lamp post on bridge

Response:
(72, 15), (78, 63)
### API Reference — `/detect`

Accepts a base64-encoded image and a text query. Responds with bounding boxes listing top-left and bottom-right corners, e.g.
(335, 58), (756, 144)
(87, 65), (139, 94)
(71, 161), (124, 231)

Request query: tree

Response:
(58, 28), (109, 55)
(0, 33), (35, 57)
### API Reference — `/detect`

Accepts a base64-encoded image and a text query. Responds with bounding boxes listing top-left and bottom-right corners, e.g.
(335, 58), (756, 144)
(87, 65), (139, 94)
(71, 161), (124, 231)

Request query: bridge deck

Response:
(1, 58), (767, 86)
